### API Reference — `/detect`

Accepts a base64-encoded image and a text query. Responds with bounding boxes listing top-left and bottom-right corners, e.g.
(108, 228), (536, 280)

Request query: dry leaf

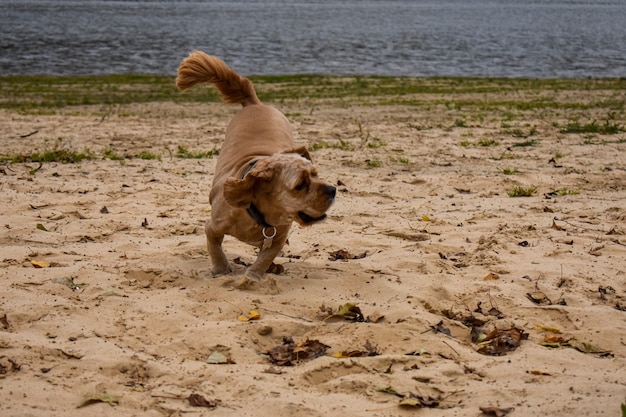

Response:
(484, 272), (500, 281)
(324, 303), (365, 322)
(31, 260), (50, 268)
(206, 351), (235, 364)
(266, 337), (330, 366)
(530, 370), (552, 376)
(476, 326), (528, 355)
(536, 324), (561, 333)
(188, 393), (216, 408)
(238, 310), (261, 322)
(526, 291), (552, 305)
(328, 249), (367, 261)
(479, 406), (514, 416)
(77, 392), (120, 408)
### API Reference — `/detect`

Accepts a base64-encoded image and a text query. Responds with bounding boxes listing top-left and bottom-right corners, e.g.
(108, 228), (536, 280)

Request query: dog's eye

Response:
(295, 179), (308, 191)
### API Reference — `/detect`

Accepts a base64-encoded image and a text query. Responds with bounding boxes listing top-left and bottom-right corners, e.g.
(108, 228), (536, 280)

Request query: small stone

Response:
(257, 325), (273, 336)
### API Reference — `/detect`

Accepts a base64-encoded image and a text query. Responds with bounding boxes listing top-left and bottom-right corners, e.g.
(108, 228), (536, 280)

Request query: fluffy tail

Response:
(176, 51), (260, 106)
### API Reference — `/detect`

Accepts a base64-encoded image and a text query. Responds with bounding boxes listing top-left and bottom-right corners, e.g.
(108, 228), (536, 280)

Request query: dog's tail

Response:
(176, 51), (260, 107)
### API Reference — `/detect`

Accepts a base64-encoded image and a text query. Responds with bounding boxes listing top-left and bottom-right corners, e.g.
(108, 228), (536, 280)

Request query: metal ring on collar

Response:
(262, 226), (277, 239)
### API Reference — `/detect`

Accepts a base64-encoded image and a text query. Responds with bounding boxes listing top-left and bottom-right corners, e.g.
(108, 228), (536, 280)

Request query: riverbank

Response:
(1, 76), (625, 416)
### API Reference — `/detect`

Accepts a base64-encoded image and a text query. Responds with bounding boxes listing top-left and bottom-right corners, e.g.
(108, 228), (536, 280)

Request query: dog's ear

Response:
(223, 177), (254, 208)
(283, 146), (312, 162)
(223, 164), (274, 207)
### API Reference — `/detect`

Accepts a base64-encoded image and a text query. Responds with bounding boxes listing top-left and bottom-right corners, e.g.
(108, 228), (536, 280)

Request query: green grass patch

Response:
(366, 138), (387, 149)
(366, 159), (382, 168)
(507, 185), (537, 197)
(460, 139), (499, 147)
(552, 188), (580, 196)
(102, 148), (124, 160)
(1, 148), (96, 164)
(501, 168), (519, 175)
(504, 126), (538, 138)
(512, 139), (540, 147)
(310, 139), (354, 151)
(390, 156), (410, 164)
(560, 118), (625, 135)
(138, 151), (160, 160)
(176, 145), (215, 159)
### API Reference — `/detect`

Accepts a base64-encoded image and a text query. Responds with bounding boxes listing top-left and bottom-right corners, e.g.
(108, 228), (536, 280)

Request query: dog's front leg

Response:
(245, 229), (288, 281)
(205, 220), (232, 276)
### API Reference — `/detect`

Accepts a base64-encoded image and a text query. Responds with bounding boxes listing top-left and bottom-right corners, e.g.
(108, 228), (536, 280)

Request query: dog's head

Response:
(223, 147), (336, 227)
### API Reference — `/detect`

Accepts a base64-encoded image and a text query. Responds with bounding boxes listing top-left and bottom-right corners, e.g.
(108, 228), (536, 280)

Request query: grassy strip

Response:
(1, 74), (625, 113)
(0, 147), (215, 165)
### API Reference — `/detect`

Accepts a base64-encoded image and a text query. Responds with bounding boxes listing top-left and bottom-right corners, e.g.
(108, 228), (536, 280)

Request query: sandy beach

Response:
(1, 78), (625, 416)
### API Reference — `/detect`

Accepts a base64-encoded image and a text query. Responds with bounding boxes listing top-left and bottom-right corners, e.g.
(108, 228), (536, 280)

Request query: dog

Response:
(176, 51), (336, 281)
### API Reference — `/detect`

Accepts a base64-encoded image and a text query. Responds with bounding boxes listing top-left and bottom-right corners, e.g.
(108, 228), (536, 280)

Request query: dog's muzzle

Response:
(297, 185), (336, 224)
(298, 211), (327, 224)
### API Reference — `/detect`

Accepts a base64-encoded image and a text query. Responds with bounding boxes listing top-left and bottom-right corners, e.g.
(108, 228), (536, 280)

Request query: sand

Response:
(1, 93), (625, 417)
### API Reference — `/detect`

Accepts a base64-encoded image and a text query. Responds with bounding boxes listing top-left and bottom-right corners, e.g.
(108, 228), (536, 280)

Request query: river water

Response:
(1, 0), (625, 77)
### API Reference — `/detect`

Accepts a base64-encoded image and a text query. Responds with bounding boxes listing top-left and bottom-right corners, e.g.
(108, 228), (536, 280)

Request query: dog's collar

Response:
(246, 203), (273, 228)
(241, 159), (258, 179)
(241, 160), (273, 228)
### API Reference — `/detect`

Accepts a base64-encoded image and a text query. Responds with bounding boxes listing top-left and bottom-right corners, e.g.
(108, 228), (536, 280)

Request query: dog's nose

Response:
(326, 185), (337, 200)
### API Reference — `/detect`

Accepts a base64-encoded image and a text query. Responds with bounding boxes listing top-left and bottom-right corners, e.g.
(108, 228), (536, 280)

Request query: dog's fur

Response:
(176, 51), (336, 280)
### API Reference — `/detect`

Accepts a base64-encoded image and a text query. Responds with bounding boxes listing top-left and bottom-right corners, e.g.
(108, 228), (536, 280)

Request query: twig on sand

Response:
(259, 307), (314, 322)
(20, 130), (39, 138)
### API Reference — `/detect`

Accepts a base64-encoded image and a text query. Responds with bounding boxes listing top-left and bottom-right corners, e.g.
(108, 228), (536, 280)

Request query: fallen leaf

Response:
(36, 223), (48, 231)
(479, 406), (514, 416)
(188, 393), (216, 408)
(378, 386), (442, 409)
(484, 272), (500, 281)
(328, 249), (367, 261)
(31, 260), (50, 268)
(332, 340), (380, 358)
(206, 351), (235, 364)
(77, 392), (120, 408)
(530, 370), (552, 376)
(476, 327), (528, 356)
(526, 291), (552, 305)
(431, 320), (451, 336)
(542, 333), (567, 344)
(566, 339), (610, 355)
(238, 310), (261, 322)
(324, 303), (365, 322)
(421, 215), (431, 222)
(53, 276), (85, 290)
(405, 348), (430, 356)
(536, 324), (561, 333)
(266, 337), (330, 366)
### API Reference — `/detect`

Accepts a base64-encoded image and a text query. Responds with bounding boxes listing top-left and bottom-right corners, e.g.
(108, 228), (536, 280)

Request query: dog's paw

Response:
(211, 264), (233, 277)
(234, 275), (259, 290)
(260, 275), (281, 295)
